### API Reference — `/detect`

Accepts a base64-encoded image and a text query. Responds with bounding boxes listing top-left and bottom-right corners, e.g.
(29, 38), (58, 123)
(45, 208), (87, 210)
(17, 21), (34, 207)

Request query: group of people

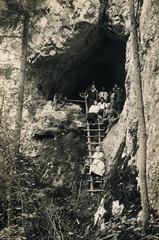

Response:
(86, 81), (125, 133)
(53, 83), (124, 184)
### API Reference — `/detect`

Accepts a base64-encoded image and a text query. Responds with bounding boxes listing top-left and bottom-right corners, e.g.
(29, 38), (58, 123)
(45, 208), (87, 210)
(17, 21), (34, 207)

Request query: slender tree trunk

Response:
(129, 0), (149, 233)
(7, 183), (11, 228)
(0, 87), (5, 124)
(15, 13), (29, 151)
(9, 12), (29, 233)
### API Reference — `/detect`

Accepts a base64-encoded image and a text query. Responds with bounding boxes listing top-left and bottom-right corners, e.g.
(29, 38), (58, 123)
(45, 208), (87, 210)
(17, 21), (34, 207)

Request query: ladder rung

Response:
(86, 162), (106, 166)
(86, 142), (102, 145)
(88, 189), (103, 192)
(86, 123), (104, 126)
(86, 135), (105, 138)
(87, 180), (103, 183)
(86, 171), (106, 174)
(84, 129), (104, 132)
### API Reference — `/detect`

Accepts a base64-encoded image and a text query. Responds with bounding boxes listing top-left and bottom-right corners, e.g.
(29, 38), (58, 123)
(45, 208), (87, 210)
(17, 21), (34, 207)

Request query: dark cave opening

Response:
(36, 36), (126, 109)
(60, 37), (126, 102)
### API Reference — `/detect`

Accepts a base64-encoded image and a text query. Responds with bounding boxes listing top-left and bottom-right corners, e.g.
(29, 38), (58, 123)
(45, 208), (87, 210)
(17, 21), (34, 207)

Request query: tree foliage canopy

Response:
(0, 0), (31, 28)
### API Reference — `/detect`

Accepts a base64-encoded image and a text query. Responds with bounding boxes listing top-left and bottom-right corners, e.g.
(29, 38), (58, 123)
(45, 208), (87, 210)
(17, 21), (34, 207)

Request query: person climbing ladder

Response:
(89, 145), (105, 181)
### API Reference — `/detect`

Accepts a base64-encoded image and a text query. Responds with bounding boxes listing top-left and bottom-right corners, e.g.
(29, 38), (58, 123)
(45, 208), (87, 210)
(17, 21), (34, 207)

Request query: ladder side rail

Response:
(97, 120), (101, 144)
(86, 122), (94, 194)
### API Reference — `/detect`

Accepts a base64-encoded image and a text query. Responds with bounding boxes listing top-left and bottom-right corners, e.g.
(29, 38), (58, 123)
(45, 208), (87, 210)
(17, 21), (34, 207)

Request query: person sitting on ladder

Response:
(102, 102), (119, 134)
(87, 100), (99, 125)
(89, 146), (105, 181)
(98, 97), (107, 119)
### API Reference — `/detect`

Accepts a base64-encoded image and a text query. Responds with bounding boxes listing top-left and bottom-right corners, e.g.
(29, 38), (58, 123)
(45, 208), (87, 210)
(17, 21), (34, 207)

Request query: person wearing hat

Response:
(85, 81), (98, 108)
(89, 145), (105, 181)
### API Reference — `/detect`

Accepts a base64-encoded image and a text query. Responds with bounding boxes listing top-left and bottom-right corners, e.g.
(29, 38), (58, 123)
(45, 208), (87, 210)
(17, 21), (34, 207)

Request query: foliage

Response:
(0, 113), (98, 239)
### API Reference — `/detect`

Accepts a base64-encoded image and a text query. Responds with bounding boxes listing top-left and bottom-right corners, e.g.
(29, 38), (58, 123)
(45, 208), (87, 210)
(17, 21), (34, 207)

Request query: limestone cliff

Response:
(103, 0), (159, 213)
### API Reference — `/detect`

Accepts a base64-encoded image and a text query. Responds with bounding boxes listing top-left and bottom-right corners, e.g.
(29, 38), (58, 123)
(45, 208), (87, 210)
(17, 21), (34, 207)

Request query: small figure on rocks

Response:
(53, 86), (66, 110)
(89, 146), (105, 181)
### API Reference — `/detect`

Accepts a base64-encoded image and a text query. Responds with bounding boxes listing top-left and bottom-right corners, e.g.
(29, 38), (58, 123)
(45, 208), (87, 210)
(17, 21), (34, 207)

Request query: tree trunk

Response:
(15, 13), (29, 151)
(129, 0), (149, 233)
(0, 87), (5, 124)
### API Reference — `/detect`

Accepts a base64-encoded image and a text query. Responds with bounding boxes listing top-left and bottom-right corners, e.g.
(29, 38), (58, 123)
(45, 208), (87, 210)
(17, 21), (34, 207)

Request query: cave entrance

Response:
(37, 35), (126, 113)
(61, 37), (126, 105)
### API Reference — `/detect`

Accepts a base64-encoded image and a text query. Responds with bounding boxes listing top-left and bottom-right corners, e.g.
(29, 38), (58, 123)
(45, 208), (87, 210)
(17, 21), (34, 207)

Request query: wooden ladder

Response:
(84, 121), (105, 194)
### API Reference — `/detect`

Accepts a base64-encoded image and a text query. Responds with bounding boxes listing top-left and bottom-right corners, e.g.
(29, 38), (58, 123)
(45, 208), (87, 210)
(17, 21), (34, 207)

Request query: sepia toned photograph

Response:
(0, 0), (158, 239)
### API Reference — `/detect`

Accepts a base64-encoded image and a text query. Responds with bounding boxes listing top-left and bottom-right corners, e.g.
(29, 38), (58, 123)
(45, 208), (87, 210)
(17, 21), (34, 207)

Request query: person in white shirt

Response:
(87, 100), (99, 124)
(98, 87), (108, 102)
(89, 146), (105, 181)
(98, 97), (107, 117)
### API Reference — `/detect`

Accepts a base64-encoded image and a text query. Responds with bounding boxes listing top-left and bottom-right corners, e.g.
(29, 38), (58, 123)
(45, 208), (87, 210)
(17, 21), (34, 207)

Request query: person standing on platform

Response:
(110, 87), (116, 108)
(85, 82), (98, 108)
(98, 87), (108, 103)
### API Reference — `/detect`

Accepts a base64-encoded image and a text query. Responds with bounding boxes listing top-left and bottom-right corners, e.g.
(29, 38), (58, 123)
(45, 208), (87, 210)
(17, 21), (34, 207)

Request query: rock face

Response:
(29, 0), (126, 100)
(30, 0), (103, 99)
(1, 0), (159, 236)
(139, 0), (159, 211)
(103, 0), (159, 213)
